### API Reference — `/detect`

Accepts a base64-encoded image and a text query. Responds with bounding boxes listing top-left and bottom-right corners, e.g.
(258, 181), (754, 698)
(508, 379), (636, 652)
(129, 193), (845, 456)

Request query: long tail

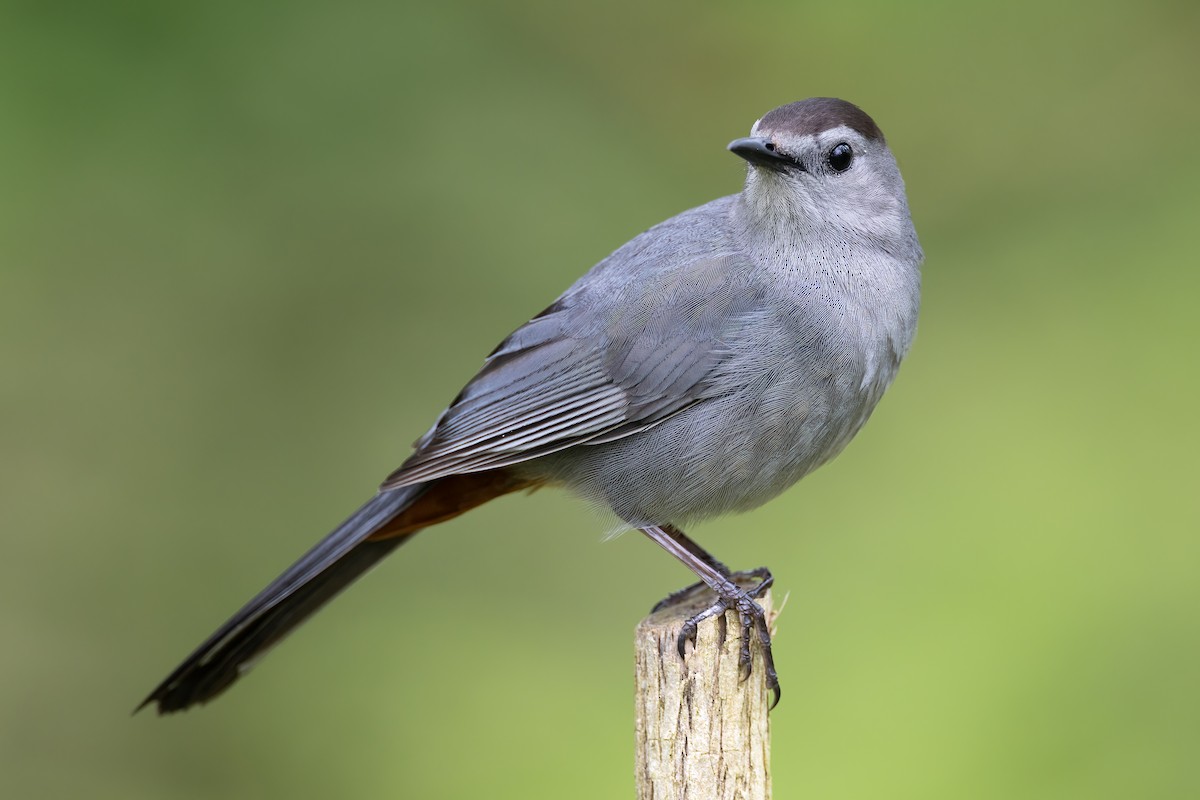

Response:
(140, 471), (533, 714)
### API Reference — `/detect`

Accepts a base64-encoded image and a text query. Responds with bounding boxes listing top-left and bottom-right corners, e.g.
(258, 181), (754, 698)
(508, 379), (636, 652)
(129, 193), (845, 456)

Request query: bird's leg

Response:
(638, 523), (780, 708)
(649, 524), (733, 612)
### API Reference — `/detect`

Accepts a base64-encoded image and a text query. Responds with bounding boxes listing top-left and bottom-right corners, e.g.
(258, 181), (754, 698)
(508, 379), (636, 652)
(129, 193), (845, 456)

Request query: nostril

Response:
(764, 142), (776, 151)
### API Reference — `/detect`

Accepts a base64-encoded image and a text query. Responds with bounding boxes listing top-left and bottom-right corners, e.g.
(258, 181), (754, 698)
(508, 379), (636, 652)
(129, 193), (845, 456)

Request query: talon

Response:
(677, 622), (698, 659)
(639, 523), (783, 710)
(663, 567), (783, 707)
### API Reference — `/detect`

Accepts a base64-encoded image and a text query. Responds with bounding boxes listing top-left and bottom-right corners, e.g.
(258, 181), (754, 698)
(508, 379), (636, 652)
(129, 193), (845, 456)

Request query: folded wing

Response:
(383, 255), (766, 489)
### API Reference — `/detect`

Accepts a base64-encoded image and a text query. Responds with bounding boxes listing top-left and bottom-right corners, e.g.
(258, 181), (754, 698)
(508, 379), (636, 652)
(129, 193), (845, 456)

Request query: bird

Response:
(140, 97), (922, 714)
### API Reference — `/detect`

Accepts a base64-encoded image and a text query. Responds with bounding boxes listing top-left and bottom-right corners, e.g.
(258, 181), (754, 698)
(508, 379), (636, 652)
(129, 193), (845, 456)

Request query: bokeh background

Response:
(2, 1), (1197, 798)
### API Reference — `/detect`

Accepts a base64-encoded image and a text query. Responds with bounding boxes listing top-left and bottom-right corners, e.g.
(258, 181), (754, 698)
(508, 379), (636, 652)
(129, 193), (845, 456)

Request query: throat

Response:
(729, 191), (921, 380)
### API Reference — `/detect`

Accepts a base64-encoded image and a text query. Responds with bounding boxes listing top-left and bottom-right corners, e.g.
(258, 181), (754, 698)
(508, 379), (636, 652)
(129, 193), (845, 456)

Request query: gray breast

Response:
(530, 293), (884, 527)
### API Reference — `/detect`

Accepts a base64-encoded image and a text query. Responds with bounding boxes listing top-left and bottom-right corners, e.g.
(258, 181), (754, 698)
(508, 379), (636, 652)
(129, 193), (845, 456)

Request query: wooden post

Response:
(635, 588), (775, 800)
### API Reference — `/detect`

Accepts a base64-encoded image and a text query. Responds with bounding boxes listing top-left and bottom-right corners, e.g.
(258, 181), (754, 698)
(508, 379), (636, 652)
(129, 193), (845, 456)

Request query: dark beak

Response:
(728, 136), (795, 171)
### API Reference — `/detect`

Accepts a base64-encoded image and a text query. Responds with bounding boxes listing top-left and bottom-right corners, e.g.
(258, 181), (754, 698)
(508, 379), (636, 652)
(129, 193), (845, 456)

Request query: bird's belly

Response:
(532, 365), (878, 527)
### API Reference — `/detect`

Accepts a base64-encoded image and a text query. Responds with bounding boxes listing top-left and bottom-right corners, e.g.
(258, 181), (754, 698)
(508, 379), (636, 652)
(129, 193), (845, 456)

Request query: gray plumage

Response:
(142, 97), (922, 713)
(391, 98), (922, 525)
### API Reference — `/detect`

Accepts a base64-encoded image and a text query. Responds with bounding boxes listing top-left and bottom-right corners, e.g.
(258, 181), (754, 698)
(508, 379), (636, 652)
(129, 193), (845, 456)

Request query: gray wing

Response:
(382, 255), (767, 488)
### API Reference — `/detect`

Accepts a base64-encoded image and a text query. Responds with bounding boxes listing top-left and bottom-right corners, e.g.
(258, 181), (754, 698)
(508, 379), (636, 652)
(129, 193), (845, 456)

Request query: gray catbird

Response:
(141, 97), (922, 713)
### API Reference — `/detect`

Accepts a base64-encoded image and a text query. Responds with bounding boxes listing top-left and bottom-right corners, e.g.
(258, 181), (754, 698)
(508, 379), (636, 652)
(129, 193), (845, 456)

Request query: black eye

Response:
(827, 143), (853, 172)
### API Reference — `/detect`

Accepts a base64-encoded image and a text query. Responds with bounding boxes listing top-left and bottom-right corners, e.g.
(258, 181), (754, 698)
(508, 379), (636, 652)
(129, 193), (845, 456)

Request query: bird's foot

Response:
(668, 567), (780, 709)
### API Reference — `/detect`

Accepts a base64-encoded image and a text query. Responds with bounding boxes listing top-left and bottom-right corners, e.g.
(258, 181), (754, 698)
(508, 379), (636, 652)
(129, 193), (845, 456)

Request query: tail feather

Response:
(139, 485), (427, 714)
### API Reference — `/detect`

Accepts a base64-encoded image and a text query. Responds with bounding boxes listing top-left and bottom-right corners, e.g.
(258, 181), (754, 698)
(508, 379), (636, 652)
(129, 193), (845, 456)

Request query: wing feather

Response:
(382, 255), (765, 490)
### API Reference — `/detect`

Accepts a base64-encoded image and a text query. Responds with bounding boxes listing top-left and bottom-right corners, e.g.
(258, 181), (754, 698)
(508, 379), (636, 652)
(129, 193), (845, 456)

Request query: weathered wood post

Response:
(634, 589), (775, 800)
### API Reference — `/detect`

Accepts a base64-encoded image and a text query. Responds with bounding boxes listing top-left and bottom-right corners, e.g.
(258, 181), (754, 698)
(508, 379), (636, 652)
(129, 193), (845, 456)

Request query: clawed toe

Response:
(667, 568), (781, 709)
(636, 526), (781, 709)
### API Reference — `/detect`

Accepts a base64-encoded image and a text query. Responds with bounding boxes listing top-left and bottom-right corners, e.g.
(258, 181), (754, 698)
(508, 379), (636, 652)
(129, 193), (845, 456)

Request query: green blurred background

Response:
(2, 1), (1197, 797)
